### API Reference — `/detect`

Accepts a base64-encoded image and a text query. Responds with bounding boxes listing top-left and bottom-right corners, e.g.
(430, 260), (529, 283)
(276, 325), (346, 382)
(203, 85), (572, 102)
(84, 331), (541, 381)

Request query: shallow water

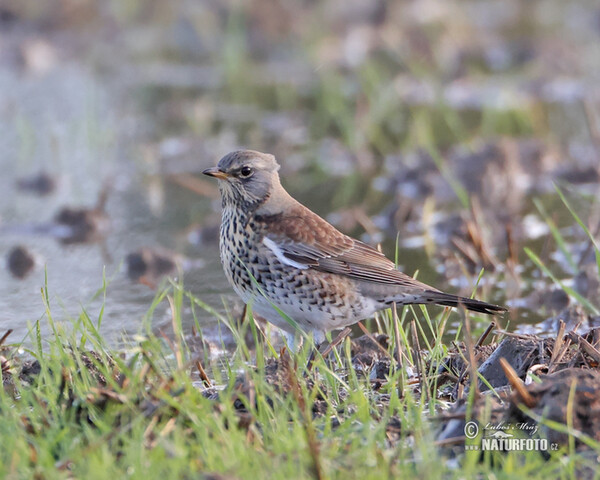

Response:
(0, 63), (231, 344)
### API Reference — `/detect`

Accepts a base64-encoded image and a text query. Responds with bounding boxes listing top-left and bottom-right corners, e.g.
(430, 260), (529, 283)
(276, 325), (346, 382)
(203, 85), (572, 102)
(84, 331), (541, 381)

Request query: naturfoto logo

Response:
(464, 421), (559, 452)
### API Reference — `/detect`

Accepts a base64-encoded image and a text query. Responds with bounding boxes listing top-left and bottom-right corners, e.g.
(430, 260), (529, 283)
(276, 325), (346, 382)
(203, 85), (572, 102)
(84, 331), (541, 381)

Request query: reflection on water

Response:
(0, 63), (232, 344)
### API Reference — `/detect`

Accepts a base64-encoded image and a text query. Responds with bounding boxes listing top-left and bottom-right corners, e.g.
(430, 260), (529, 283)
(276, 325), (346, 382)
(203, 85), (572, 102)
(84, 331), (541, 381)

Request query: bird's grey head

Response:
(203, 150), (281, 210)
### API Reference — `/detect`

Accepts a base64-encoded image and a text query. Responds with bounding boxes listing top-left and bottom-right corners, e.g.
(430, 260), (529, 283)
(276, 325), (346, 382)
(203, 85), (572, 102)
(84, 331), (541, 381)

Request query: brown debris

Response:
(477, 334), (555, 391)
(499, 358), (537, 408)
(7, 245), (35, 279)
(53, 184), (111, 244)
(126, 246), (181, 288)
(437, 325), (600, 455)
(509, 369), (600, 450)
(54, 206), (110, 244)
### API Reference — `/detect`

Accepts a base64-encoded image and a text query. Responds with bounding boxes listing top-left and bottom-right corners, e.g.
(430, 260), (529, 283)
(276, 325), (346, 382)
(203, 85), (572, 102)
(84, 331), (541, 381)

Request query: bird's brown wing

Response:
(259, 204), (507, 315)
(259, 205), (436, 290)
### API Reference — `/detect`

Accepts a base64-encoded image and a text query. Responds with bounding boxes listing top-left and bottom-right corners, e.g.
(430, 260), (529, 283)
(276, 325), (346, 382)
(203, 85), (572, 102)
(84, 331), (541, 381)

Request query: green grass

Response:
(525, 185), (600, 316)
(1, 268), (597, 479)
(3, 1), (599, 477)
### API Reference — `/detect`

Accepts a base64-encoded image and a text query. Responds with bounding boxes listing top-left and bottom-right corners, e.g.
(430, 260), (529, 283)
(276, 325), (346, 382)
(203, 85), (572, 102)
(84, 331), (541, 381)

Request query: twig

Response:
(0, 329), (13, 346)
(306, 327), (351, 371)
(567, 332), (600, 364)
(499, 357), (536, 408)
(505, 222), (519, 269)
(548, 320), (569, 373)
(195, 358), (212, 388)
(411, 320), (429, 402)
(168, 174), (219, 198)
(461, 307), (478, 397)
(475, 321), (496, 347)
(320, 327), (351, 358)
(392, 303), (404, 398)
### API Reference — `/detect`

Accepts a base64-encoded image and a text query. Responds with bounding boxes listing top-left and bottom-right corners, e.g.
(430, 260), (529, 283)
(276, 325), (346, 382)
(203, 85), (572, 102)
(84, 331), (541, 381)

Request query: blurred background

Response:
(0, 0), (599, 346)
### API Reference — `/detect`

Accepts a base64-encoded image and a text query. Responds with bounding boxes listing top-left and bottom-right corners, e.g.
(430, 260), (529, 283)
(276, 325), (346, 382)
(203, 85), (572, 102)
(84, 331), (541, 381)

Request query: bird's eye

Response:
(239, 166), (253, 178)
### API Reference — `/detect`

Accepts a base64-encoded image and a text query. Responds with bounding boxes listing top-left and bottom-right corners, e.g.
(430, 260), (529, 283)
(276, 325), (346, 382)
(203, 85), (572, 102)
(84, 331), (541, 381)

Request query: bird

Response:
(203, 150), (506, 346)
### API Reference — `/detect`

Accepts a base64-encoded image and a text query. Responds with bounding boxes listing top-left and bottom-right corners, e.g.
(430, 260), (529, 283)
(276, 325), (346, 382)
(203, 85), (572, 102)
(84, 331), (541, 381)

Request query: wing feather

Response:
(257, 204), (435, 290)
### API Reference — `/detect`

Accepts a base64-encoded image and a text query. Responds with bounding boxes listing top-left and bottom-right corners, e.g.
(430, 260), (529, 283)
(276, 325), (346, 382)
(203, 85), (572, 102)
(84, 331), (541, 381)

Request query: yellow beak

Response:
(202, 167), (229, 180)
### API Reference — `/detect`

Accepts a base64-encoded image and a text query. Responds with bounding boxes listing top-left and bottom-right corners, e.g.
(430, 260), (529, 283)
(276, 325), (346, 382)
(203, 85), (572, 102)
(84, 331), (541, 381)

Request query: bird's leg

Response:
(282, 331), (302, 351)
(238, 304), (248, 328)
(305, 332), (325, 371)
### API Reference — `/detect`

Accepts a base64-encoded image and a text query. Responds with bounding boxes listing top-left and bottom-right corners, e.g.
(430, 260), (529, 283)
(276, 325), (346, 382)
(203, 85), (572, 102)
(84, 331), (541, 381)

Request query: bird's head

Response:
(203, 150), (282, 210)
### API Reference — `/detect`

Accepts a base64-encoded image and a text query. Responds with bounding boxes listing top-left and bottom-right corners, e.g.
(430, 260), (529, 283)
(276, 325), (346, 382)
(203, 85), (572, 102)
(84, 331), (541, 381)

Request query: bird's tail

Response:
(421, 290), (507, 315)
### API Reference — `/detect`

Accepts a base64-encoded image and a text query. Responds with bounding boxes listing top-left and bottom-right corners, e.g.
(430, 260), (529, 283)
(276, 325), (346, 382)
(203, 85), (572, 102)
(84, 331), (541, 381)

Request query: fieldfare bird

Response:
(204, 150), (506, 345)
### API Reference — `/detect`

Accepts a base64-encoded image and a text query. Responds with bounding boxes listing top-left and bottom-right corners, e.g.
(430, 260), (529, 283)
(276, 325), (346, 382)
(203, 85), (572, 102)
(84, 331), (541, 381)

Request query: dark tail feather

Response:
(423, 290), (507, 315)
